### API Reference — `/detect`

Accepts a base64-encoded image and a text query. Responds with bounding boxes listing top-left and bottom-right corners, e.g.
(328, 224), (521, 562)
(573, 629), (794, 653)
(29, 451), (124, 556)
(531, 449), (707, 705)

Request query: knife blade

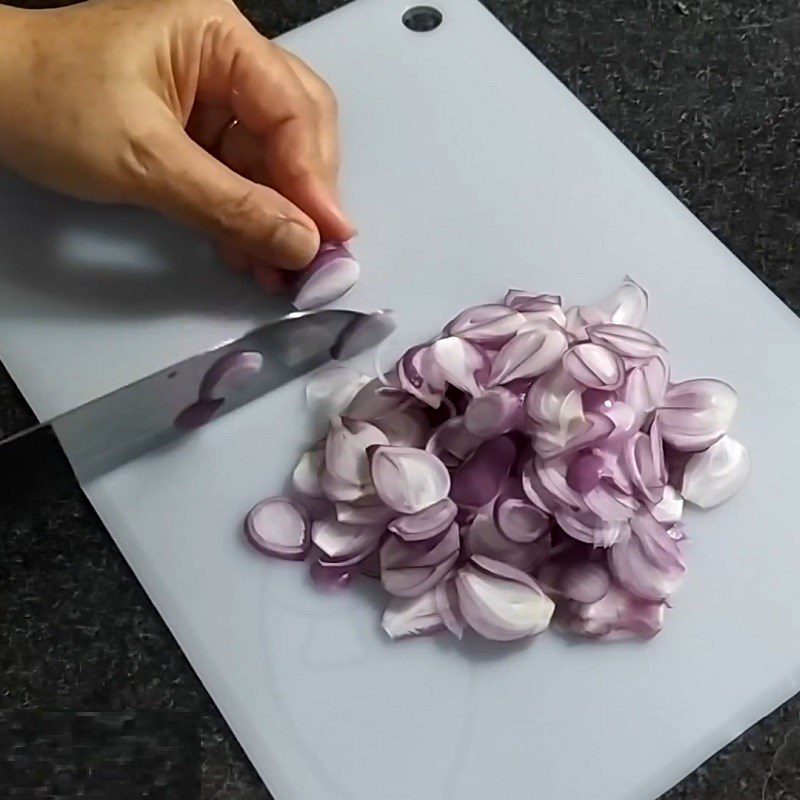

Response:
(0, 308), (394, 482)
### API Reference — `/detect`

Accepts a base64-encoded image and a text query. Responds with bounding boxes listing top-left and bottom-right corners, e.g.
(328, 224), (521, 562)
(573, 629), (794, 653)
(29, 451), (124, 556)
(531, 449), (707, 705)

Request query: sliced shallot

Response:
(562, 342), (625, 390)
(599, 276), (649, 328)
(371, 446), (451, 514)
(450, 436), (517, 508)
(243, 278), (748, 647)
(623, 354), (670, 413)
(325, 416), (389, 485)
(398, 344), (446, 407)
(293, 242), (360, 311)
(435, 573), (466, 638)
(311, 518), (383, 562)
(493, 492), (549, 544)
(305, 365), (371, 439)
(345, 378), (408, 421)
(336, 501), (396, 526)
(292, 448), (325, 498)
(373, 407), (430, 448)
(428, 336), (491, 397)
(389, 498), (458, 544)
(455, 556), (555, 641)
(382, 591), (444, 639)
(464, 513), (550, 572)
(658, 379), (738, 451)
(587, 324), (662, 359)
(380, 523), (460, 597)
(464, 387), (522, 437)
(681, 436), (750, 508)
(560, 584), (664, 640)
(488, 324), (568, 386)
(608, 510), (686, 601)
(245, 497), (310, 560)
(445, 304), (525, 345)
(560, 561), (612, 604)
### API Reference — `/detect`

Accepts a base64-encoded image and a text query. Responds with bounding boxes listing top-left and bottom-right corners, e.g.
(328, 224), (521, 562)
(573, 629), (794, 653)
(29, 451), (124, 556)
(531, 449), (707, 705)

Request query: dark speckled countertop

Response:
(1, 1), (799, 798)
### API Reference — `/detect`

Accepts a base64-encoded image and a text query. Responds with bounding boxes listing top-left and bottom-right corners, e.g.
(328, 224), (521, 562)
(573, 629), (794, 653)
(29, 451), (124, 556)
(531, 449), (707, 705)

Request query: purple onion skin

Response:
(566, 452), (605, 494)
(293, 242), (360, 311)
(244, 498), (310, 561)
(242, 279), (747, 646)
(450, 436), (517, 508)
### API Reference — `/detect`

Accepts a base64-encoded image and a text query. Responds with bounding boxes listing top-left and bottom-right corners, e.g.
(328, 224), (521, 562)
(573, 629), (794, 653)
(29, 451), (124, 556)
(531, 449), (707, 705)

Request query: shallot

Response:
(244, 279), (749, 645)
(293, 242), (360, 311)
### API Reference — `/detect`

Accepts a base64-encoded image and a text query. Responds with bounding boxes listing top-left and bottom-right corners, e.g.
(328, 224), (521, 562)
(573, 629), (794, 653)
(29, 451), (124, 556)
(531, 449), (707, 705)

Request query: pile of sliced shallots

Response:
(245, 279), (750, 643)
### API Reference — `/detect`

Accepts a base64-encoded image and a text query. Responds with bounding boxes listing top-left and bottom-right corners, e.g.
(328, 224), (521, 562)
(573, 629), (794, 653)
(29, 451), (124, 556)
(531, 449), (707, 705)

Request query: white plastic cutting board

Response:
(1, 1), (799, 798)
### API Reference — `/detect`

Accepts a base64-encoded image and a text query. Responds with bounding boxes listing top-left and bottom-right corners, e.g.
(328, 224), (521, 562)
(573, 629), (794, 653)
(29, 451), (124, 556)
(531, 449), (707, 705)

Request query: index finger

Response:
(196, 15), (353, 240)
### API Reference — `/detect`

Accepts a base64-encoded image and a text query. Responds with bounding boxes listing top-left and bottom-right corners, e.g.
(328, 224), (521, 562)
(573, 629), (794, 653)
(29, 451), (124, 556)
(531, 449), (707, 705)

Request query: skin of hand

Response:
(0, 0), (355, 292)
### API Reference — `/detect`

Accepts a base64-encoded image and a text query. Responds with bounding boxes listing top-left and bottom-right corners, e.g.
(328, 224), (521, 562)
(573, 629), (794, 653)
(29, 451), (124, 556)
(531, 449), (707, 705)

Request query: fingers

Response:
(131, 113), (320, 270)
(214, 238), (296, 293)
(272, 45), (341, 195)
(253, 264), (290, 294)
(196, 15), (355, 243)
(264, 44), (352, 242)
(218, 118), (263, 179)
(185, 103), (233, 152)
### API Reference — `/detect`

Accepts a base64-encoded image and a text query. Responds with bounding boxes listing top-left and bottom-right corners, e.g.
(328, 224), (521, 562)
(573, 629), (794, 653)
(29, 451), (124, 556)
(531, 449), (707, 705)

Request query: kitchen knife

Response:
(0, 308), (394, 482)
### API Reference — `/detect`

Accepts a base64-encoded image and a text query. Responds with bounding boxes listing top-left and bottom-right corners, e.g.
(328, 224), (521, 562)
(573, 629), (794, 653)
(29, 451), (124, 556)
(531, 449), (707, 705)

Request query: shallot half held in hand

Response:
(292, 242), (360, 311)
(244, 278), (749, 645)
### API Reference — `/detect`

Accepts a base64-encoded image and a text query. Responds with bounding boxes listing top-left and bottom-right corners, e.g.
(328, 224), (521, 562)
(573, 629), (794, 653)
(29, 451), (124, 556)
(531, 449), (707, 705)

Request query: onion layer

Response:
(243, 279), (747, 647)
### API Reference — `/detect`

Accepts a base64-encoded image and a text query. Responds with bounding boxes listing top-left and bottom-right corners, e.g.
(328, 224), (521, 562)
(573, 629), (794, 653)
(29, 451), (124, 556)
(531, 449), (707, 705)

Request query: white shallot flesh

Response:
(243, 279), (748, 645)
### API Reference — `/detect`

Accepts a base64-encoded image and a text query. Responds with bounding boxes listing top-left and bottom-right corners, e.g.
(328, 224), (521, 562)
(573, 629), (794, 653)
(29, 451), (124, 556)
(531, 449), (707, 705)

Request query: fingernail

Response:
(272, 219), (320, 271)
(338, 215), (358, 238)
(318, 185), (357, 238)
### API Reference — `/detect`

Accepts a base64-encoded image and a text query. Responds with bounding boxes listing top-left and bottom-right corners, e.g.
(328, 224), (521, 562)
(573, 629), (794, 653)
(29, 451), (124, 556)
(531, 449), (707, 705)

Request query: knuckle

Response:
(214, 186), (261, 237)
(288, 162), (316, 185)
(279, 149), (317, 182)
(266, 217), (320, 264)
(312, 78), (338, 117)
(116, 126), (165, 198)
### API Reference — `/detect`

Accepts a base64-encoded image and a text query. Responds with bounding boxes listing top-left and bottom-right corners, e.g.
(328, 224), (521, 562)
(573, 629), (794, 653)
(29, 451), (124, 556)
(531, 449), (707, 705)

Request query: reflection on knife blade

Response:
(3, 308), (394, 483)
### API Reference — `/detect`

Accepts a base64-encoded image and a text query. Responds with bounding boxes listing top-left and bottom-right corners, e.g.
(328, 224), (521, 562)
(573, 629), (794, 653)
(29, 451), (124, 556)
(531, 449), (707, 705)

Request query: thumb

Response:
(130, 120), (320, 270)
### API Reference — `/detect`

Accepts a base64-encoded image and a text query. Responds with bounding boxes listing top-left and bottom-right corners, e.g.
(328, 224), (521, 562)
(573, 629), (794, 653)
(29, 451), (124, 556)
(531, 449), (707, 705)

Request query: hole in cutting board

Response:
(402, 5), (442, 32)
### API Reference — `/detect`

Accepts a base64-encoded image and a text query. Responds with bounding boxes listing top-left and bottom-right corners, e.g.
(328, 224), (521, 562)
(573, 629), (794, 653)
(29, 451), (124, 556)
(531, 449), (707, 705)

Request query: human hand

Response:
(0, 0), (355, 292)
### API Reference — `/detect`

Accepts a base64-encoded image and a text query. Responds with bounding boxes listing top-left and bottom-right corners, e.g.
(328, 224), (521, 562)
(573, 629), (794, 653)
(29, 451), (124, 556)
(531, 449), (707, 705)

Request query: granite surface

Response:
(1, 0), (799, 798)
